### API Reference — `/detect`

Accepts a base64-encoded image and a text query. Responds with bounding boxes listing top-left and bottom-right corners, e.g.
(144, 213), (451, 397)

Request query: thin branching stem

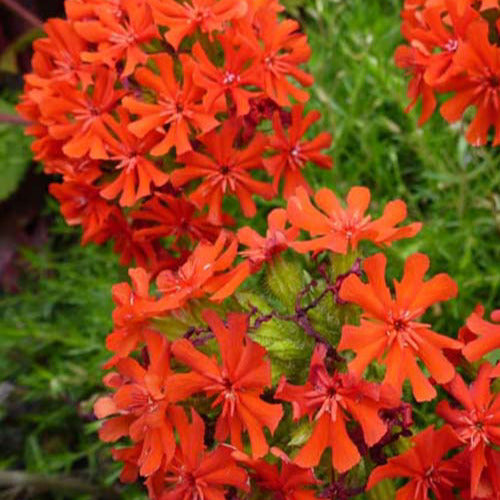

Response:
(0, 0), (43, 28)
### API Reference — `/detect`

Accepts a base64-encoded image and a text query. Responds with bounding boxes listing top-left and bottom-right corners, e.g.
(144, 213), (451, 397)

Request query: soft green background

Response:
(0, 0), (499, 498)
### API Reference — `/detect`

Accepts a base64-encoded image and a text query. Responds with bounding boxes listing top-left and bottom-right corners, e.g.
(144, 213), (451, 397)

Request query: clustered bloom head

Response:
(19, 0), (333, 273)
(396, 0), (500, 146)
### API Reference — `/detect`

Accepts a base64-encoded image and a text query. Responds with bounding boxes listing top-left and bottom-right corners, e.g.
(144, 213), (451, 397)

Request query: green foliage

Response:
(0, 99), (33, 201)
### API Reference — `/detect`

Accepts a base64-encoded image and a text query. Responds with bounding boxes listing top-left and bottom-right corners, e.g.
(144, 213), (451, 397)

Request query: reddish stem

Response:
(0, 0), (43, 28)
(0, 113), (29, 126)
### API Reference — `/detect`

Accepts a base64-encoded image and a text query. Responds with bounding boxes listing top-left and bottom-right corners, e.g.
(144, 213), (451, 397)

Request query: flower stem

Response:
(0, 0), (43, 28)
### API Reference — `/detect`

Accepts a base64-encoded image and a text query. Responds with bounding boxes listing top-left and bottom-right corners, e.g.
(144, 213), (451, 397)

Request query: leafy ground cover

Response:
(0, 0), (498, 498)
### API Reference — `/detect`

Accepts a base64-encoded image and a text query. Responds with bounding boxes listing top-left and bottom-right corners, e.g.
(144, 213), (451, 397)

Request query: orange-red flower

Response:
(237, 208), (299, 272)
(94, 331), (185, 476)
(150, 0), (248, 51)
(40, 67), (125, 159)
(287, 187), (422, 255)
(339, 253), (462, 401)
(276, 344), (400, 473)
(264, 105), (332, 199)
(131, 192), (223, 246)
(106, 268), (180, 362)
(462, 307), (500, 368)
(156, 231), (250, 304)
(99, 109), (169, 207)
(123, 54), (219, 156)
(437, 363), (500, 498)
(366, 425), (461, 500)
(233, 448), (318, 500)
(49, 168), (113, 244)
(440, 23), (500, 146)
(394, 45), (437, 126)
(75, 0), (159, 76)
(192, 36), (260, 116)
(171, 121), (273, 225)
(240, 12), (313, 106)
(166, 310), (283, 458)
(147, 409), (249, 500)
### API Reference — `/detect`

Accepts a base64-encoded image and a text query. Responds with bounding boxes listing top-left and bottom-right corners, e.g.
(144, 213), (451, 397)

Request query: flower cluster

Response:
(93, 174), (500, 499)
(395, 0), (500, 146)
(18, 0), (500, 499)
(19, 0), (332, 272)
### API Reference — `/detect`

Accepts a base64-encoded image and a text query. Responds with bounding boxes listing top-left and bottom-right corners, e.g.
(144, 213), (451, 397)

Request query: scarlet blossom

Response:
(131, 192), (223, 246)
(75, 0), (159, 77)
(437, 363), (500, 498)
(264, 105), (332, 199)
(27, 19), (91, 88)
(440, 23), (500, 146)
(123, 54), (219, 156)
(233, 448), (318, 500)
(287, 186), (422, 255)
(366, 425), (461, 500)
(49, 169), (113, 245)
(94, 331), (186, 476)
(339, 253), (462, 401)
(156, 231), (250, 304)
(40, 67), (126, 159)
(65, 0), (122, 21)
(276, 344), (400, 473)
(240, 12), (314, 106)
(99, 109), (169, 207)
(403, 0), (479, 87)
(237, 208), (299, 272)
(394, 45), (437, 126)
(106, 268), (180, 361)
(462, 307), (500, 369)
(171, 120), (273, 225)
(166, 310), (284, 458)
(150, 0), (248, 51)
(147, 409), (249, 500)
(192, 36), (260, 117)
(111, 444), (142, 484)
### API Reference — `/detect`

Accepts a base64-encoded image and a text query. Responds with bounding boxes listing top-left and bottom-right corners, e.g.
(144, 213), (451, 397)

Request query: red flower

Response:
(287, 187), (422, 255)
(339, 253), (462, 401)
(192, 35), (260, 116)
(75, 0), (159, 76)
(402, 1), (478, 87)
(462, 307), (500, 366)
(264, 105), (332, 199)
(149, 409), (249, 500)
(440, 23), (500, 146)
(123, 54), (219, 156)
(150, 0), (248, 51)
(156, 231), (250, 304)
(171, 120), (273, 225)
(276, 344), (400, 473)
(99, 108), (169, 206)
(94, 331), (185, 476)
(166, 310), (283, 458)
(28, 19), (91, 88)
(40, 67), (125, 159)
(131, 192), (223, 246)
(437, 363), (500, 498)
(49, 169), (113, 244)
(237, 208), (299, 272)
(106, 268), (180, 362)
(394, 45), (437, 126)
(366, 425), (461, 500)
(233, 448), (318, 500)
(240, 12), (313, 106)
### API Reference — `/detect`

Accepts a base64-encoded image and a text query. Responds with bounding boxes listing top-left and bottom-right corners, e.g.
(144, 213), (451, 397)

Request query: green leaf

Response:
(0, 99), (32, 201)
